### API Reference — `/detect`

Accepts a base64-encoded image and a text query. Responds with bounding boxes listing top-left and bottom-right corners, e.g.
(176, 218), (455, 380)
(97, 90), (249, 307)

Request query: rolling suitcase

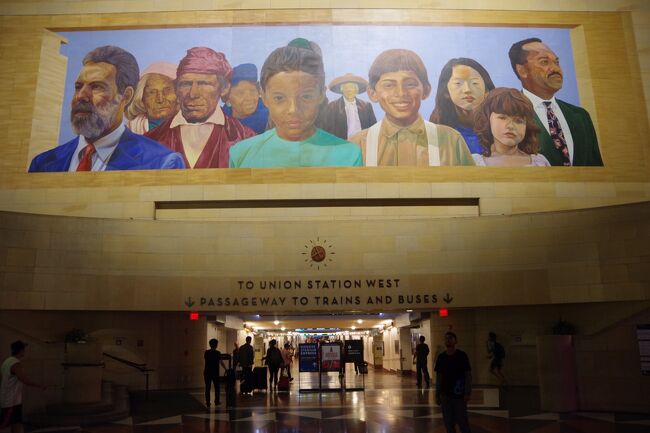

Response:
(253, 366), (268, 391)
(225, 368), (236, 407)
(277, 372), (290, 392)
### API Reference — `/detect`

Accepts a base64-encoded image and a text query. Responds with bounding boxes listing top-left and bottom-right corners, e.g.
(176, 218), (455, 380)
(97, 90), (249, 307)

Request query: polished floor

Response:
(26, 366), (650, 433)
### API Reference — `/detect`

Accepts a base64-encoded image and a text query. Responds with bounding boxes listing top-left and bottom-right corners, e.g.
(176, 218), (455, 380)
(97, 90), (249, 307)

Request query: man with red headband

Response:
(147, 47), (254, 168)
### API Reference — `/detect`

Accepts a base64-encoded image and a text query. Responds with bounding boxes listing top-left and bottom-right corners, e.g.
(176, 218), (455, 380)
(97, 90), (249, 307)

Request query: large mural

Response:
(28, 25), (603, 172)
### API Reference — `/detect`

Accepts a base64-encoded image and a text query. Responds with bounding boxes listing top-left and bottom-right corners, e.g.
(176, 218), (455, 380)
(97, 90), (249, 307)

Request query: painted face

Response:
(368, 70), (429, 127)
(518, 42), (563, 99)
(262, 71), (324, 141)
(446, 65), (487, 112)
(228, 80), (260, 119)
(490, 112), (526, 149)
(177, 72), (228, 123)
(340, 82), (359, 102)
(70, 61), (128, 141)
(142, 73), (177, 120)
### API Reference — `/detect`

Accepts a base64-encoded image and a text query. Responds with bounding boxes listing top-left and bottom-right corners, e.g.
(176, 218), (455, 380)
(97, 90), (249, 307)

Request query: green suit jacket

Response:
(533, 99), (603, 166)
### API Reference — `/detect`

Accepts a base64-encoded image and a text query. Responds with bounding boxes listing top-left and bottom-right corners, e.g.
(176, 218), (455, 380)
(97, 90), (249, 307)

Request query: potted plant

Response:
(64, 328), (88, 344)
(551, 319), (576, 335)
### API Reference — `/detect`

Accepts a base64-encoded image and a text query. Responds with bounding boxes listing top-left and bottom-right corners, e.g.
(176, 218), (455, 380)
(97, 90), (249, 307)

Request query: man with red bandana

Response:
(147, 47), (254, 168)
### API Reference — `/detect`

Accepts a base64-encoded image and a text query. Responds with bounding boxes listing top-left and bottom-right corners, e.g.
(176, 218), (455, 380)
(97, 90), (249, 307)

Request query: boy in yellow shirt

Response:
(350, 49), (474, 166)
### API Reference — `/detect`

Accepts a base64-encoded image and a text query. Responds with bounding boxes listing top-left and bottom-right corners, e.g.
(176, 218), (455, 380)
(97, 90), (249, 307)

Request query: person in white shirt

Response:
(1, 341), (46, 433)
(508, 37), (603, 166)
(320, 73), (377, 140)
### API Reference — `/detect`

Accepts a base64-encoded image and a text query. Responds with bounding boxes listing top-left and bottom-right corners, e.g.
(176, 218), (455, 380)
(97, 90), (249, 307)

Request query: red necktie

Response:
(76, 143), (96, 171)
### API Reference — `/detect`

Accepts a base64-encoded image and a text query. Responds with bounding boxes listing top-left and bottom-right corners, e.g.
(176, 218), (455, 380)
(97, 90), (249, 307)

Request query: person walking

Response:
(238, 336), (255, 377)
(232, 342), (240, 368)
(1, 341), (47, 433)
(413, 335), (431, 387)
(434, 332), (472, 433)
(203, 339), (227, 409)
(262, 339), (283, 391)
(281, 342), (294, 381)
(487, 332), (507, 386)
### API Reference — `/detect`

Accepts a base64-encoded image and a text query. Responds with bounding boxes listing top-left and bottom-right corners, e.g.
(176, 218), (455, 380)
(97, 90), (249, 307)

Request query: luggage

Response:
(277, 373), (290, 392)
(220, 354), (237, 407)
(357, 362), (369, 374)
(225, 368), (237, 407)
(253, 366), (268, 391)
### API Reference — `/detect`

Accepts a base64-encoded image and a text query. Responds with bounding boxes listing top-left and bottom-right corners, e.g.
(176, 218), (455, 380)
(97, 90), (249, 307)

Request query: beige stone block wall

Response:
(2, 201), (649, 313)
(575, 307), (650, 413)
(427, 301), (650, 411)
(0, 310), (212, 413)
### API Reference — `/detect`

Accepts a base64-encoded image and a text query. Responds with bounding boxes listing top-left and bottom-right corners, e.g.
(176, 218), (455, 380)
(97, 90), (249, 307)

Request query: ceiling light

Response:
(351, 326), (356, 330)
(281, 327), (286, 331)
(274, 320), (280, 325)
(357, 319), (363, 324)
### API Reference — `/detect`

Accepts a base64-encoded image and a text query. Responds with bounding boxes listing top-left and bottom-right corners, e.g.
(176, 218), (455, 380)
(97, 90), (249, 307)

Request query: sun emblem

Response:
(302, 237), (335, 269)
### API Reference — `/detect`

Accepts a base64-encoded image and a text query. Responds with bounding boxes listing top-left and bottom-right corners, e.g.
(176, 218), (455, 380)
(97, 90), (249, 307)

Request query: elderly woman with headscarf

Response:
(126, 62), (178, 134)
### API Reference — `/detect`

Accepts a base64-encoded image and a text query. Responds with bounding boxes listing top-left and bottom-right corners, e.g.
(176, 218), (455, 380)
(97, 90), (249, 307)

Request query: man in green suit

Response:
(509, 38), (603, 166)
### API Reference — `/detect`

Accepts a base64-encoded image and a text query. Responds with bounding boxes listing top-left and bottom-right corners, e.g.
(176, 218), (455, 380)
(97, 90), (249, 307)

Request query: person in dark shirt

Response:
(203, 338), (227, 409)
(238, 336), (255, 376)
(412, 335), (431, 387)
(434, 331), (472, 433)
(487, 331), (507, 386)
(262, 339), (283, 391)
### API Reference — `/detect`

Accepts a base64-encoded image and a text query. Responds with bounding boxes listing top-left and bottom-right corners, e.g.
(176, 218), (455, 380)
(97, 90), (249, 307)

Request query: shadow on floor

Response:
(130, 389), (206, 424)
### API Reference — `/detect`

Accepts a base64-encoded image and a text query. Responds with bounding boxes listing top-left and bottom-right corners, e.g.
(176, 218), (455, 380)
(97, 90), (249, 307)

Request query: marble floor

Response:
(26, 366), (650, 433)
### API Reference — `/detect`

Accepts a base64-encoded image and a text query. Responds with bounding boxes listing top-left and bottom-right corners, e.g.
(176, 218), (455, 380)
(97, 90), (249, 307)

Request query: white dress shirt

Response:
(68, 123), (125, 171)
(522, 88), (574, 163)
(170, 107), (225, 167)
(344, 98), (362, 139)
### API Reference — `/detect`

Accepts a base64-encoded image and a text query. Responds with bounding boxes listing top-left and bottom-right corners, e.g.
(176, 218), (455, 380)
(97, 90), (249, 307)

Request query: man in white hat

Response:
(320, 73), (377, 140)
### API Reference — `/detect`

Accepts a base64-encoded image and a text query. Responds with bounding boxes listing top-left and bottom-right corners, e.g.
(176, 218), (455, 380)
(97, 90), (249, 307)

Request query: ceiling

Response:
(239, 313), (399, 332)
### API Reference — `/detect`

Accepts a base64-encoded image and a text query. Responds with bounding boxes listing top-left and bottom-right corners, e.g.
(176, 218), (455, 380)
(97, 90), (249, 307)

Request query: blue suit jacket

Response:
(28, 129), (185, 172)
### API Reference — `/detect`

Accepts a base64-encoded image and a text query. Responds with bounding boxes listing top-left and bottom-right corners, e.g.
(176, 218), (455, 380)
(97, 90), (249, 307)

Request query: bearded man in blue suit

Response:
(29, 46), (184, 172)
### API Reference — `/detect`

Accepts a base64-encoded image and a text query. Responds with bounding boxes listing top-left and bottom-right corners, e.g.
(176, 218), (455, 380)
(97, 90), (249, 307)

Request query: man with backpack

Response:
(487, 332), (507, 386)
(413, 335), (431, 387)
